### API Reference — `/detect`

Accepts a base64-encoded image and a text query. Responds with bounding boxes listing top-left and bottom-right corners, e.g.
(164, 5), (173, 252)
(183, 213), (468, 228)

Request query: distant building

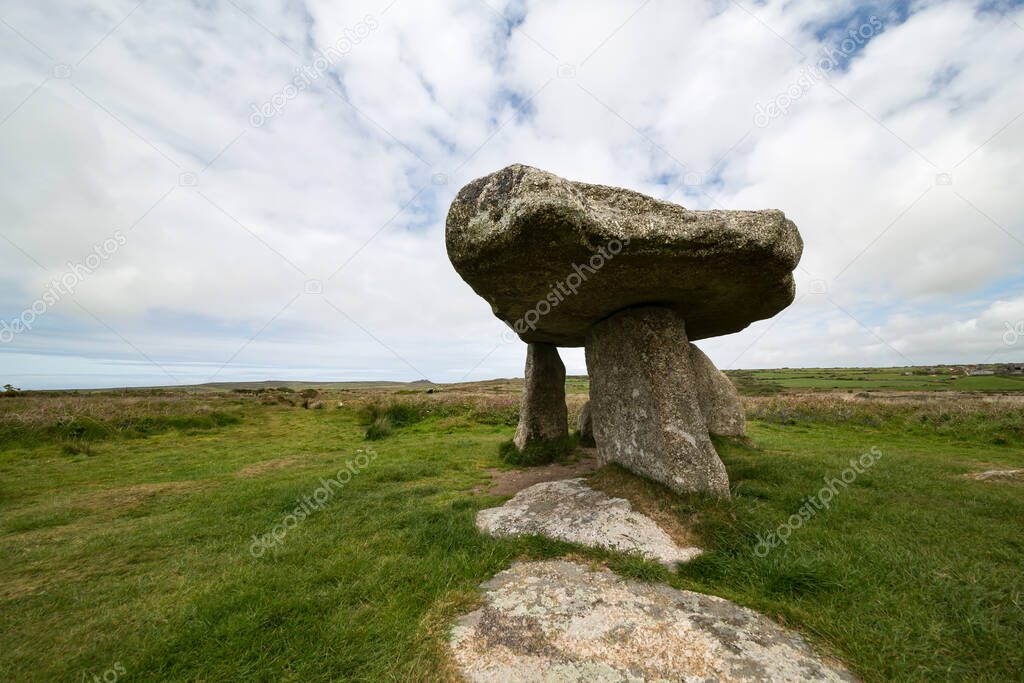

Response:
(969, 369), (995, 376)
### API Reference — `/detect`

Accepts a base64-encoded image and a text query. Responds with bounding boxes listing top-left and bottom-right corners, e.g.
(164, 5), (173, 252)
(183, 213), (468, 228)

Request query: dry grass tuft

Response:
(70, 480), (206, 510)
(397, 589), (481, 683)
(234, 455), (308, 478)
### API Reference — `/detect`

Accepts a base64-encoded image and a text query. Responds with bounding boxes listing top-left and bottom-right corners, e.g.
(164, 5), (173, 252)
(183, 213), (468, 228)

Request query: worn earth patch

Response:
(474, 451), (599, 496)
(70, 480), (206, 510)
(235, 455), (308, 477)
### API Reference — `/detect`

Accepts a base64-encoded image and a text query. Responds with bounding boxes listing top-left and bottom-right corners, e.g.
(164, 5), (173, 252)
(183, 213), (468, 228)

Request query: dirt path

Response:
(475, 449), (599, 496)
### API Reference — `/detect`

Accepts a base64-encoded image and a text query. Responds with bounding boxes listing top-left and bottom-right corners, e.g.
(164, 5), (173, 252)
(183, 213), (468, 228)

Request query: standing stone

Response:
(688, 343), (746, 437)
(586, 307), (729, 497)
(576, 400), (594, 446)
(513, 342), (568, 450)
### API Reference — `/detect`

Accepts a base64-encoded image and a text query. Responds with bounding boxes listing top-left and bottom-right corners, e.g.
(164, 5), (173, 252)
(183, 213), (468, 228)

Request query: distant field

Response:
(727, 367), (1024, 393)
(52, 365), (1022, 398)
(2, 376), (1022, 680)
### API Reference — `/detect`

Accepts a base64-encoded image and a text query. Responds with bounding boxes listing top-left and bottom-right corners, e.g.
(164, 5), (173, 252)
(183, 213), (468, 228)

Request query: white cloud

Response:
(1, 0), (1022, 388)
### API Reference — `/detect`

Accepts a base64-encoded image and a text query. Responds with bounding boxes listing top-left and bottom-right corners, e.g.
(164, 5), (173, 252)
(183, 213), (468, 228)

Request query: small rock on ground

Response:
(964, 469), (1024, 481)
(451, 560), (856, 682)
(476, 478), (701, 567)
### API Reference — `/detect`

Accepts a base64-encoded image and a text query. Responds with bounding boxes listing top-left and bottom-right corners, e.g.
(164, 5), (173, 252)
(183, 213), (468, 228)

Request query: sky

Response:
(1, 0), (1023, 389)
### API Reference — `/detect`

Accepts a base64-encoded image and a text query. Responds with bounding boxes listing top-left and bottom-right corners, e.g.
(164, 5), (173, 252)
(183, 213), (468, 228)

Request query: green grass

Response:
(681, 426), (1023, 681)
(746, 394), (1024, 446)
(1, 391), (1023, 681)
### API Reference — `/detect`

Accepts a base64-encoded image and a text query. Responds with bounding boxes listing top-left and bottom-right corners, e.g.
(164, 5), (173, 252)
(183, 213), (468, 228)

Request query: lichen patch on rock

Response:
(476, 478), (702, 567)
(451, 560), (856, 682)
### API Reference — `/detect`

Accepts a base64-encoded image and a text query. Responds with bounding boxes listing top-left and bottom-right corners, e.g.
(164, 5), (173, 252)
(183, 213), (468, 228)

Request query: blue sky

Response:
(1, 0), (1023, 389)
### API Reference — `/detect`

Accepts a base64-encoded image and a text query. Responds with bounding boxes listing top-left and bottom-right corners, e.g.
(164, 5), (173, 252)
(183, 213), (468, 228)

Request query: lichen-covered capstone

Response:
(688, 342), (746, 437)
(450, 560), (857, 682)
(513, 342), (568, 450)
(445, 164), (803, 346)
(586, 307), (729, 497)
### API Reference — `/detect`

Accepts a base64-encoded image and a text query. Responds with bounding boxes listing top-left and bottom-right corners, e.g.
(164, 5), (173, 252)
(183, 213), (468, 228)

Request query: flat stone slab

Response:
(451, 560), (856, 682)
(476, 478), (702, 567)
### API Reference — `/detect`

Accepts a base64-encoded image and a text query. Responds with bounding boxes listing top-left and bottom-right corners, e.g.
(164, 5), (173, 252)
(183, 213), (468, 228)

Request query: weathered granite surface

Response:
(446, 164), (802, 346)
(586, 307), (729, 497)
(451, 560), (857, 682)
(688, 342), (746, 437)
(476, 479), (701, 567)
(576, 400), (594, 447)
(513, 342), (568, 450)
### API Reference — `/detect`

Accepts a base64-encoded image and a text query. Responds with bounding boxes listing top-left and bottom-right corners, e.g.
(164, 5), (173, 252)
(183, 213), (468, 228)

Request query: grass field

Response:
(1, 380), (1023, 681)
(727, 366), (1024, 393)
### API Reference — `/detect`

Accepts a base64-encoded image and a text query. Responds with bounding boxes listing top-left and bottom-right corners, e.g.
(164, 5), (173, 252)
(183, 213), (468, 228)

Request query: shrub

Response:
(365, 416), (394, 441)
(357, 400), (432, 440)
(60, 439), (94, 456)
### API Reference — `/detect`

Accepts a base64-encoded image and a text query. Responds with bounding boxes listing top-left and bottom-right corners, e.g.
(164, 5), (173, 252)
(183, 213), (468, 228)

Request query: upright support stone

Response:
(687, 343), (746, 437)
(513, 342), (568, 450)
(585, 307), (730, 497)
(576, 400), (595, 447)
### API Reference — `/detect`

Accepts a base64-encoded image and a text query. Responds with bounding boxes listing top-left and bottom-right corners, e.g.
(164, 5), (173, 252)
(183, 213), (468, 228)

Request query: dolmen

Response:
(446, 164), (802, 496)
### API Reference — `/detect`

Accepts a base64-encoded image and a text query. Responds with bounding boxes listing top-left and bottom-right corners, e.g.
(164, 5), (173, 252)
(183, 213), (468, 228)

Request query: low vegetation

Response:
(0, 391), (242, 453)
(729, 365), (1024, 392)
(355, 395), (521, 441)
(357, 400), (427, 440)
(497, 434), (579, 466)
(745, 392), (1024, 446)
(1, 377), (1022, 680)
